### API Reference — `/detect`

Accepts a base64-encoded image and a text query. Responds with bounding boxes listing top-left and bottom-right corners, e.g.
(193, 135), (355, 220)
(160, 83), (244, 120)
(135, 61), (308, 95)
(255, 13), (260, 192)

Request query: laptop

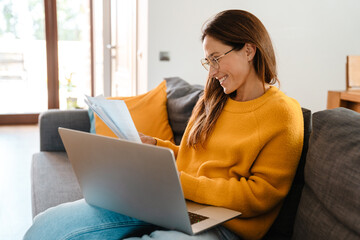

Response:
(58, 127), (241, 235)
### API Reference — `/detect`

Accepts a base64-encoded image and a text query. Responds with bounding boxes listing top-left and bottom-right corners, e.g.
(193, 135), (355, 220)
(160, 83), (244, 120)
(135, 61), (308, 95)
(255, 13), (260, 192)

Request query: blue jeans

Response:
(23, 199), (240, 240)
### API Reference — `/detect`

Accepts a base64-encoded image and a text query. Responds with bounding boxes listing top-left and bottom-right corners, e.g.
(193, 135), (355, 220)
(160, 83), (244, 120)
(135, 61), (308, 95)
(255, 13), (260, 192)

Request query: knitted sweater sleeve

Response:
(154, 138), (180, 159)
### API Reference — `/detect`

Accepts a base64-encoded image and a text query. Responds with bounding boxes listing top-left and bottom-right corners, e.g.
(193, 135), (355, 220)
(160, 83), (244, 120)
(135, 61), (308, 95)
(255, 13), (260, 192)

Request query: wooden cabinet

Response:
(327, 90), (360, 113)
(327, 56), (360, 113)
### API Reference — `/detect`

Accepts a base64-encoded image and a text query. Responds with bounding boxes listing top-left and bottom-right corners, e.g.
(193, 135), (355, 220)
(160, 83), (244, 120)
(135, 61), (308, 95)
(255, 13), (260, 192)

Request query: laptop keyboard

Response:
(188, 212), (209, 225)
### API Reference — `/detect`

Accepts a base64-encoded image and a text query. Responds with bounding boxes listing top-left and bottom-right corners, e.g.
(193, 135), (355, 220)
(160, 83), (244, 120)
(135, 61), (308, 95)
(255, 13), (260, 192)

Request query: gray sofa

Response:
(31, 78), (360, 239)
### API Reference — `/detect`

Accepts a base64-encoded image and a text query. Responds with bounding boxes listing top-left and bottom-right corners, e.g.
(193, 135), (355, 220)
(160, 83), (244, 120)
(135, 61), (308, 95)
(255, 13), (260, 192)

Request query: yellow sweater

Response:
(156, 86), (304, 240)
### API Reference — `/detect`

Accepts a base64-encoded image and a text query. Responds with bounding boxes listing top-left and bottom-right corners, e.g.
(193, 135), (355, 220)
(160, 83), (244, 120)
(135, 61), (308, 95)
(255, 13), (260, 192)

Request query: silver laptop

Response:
(58, 127), (241, 235)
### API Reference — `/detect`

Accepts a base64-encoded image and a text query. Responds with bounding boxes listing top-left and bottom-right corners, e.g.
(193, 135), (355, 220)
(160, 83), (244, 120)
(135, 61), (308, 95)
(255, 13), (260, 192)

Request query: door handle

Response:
(106, 44), (116, 49)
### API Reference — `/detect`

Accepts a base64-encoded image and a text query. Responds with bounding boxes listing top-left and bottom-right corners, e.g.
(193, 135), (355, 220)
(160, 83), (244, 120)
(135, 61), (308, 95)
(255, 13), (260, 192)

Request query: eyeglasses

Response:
(200, 48), (235, 71)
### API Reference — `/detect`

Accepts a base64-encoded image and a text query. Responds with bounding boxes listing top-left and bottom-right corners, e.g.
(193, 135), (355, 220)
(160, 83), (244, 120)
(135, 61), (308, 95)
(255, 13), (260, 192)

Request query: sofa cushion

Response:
(32, 152), (82, 217)
(164, 77), (204, 145)
(293, 107), (360, 239)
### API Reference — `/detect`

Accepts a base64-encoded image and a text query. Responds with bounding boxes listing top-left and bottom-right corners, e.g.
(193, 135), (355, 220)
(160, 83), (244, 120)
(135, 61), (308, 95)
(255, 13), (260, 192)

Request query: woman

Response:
(24, 9), (303, 240)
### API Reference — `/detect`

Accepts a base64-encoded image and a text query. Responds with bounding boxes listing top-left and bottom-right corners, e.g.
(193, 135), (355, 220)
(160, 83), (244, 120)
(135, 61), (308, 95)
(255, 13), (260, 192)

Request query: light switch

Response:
(159, 51), (170, 61)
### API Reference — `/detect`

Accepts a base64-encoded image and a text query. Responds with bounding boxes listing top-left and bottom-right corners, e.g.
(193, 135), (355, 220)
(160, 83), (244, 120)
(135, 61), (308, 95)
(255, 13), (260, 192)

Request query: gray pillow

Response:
(293, 107), (360, 239)
(165, 77), (203, 145)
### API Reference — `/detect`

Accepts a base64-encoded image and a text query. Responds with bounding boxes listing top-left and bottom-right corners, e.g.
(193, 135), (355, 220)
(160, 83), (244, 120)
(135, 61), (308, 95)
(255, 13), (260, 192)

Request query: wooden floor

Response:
(0, 124), (39, 240)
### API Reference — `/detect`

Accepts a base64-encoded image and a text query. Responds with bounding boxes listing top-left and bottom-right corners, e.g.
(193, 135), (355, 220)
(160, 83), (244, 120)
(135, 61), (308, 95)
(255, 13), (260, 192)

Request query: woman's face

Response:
(202, 36), (261, 100)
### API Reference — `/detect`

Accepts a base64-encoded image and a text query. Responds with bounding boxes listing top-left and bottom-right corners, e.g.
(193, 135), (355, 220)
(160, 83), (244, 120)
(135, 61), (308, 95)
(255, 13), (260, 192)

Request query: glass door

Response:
(57, 0), (92, 110)
(0, 0), (47, 115)
(91, 0), (140, 98)
(0, 0), (139, 124)
(100, 0), (137, 97)
(0, 0), (93, 124)
(109, 0), (137, 97)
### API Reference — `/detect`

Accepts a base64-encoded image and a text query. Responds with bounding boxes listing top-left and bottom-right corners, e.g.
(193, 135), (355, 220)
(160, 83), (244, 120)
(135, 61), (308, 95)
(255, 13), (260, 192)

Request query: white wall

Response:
(146, 0), (360, 112)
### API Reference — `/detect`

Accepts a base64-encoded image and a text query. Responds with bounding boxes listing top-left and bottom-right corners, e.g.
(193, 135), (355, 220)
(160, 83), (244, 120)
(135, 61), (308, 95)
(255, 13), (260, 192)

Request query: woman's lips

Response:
(217, 75), (228, 85)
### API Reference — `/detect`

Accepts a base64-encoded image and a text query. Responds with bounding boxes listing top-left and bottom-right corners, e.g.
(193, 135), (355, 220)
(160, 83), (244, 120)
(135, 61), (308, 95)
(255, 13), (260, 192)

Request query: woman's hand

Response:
(139, 132), (157, 145)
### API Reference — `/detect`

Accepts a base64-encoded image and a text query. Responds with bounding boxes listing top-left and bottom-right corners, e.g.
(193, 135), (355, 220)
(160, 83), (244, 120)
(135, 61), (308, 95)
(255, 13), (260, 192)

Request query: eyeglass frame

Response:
(200, 47), (235, 71)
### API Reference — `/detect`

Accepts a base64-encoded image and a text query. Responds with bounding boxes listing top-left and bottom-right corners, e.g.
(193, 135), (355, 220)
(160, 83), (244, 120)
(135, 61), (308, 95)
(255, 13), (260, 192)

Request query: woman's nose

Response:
(208, 65), (218, 78)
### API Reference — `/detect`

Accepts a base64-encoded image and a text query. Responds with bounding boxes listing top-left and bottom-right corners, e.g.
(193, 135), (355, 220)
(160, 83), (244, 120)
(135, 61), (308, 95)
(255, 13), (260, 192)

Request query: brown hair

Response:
(187, 9), (278, 148)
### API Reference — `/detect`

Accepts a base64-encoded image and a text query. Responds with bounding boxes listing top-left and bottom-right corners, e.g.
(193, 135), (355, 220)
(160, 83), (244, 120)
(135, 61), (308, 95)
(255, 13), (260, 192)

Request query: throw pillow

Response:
(164, 77), (204, 145)
(92, 80), (174, 142)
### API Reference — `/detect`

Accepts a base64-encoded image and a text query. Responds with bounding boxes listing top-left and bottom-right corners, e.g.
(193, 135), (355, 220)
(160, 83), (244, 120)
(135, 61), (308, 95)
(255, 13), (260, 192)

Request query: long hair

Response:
(187, 9), (279, 148)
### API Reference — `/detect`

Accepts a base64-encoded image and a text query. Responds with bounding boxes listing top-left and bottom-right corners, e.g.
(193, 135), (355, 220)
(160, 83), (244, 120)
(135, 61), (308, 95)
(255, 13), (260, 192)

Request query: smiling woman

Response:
(188, 9), (279, 148)
(23, 9), (304, 240)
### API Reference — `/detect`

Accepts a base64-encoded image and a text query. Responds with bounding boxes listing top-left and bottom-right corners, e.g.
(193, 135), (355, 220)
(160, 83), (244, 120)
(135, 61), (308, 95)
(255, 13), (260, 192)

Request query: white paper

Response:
(85, 95), (142, 143)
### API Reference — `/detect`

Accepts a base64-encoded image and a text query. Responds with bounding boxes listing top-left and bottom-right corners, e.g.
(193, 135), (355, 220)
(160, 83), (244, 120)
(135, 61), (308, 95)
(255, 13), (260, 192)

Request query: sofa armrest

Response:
(39, 109), (90, 151)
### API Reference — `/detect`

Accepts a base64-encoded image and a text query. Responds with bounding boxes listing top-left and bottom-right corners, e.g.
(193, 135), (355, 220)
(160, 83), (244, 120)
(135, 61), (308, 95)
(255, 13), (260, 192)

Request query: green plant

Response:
(64, 72), (76, 92)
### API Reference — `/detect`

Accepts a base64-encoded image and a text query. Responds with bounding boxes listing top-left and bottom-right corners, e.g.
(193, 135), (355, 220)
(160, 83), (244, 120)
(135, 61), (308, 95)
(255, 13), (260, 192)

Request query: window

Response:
(0, 0), (47, 114)
(57, 0), (91, 109)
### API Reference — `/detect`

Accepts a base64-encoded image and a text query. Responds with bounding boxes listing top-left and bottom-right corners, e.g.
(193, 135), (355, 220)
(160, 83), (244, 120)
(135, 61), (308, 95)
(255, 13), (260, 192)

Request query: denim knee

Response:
(23, 199), (155, 240)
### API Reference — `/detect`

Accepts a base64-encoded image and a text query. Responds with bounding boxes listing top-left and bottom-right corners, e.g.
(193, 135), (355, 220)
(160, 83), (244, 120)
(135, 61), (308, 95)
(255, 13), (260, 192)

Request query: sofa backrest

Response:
(38, 78), (202, 152)
(39, 109), (90, 151)
(292, 108), (360, 240)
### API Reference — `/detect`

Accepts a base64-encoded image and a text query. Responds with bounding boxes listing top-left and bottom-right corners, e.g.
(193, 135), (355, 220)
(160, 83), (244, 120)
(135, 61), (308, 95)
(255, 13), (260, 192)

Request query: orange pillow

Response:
(94, 80), (174, 142)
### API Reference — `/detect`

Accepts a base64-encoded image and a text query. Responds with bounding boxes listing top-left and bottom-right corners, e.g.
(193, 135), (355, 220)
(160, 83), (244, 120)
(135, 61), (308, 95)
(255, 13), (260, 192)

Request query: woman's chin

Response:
(222, 87), (231, 95)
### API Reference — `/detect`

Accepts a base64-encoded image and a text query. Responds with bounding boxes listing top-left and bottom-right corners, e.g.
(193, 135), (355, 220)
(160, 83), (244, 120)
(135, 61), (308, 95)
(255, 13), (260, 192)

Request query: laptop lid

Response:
(59, 128), (241, 235)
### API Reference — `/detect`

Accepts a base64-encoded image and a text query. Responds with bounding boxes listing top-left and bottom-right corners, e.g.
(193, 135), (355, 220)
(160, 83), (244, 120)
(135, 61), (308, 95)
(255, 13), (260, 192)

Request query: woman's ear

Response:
(245, 43), (256, 62)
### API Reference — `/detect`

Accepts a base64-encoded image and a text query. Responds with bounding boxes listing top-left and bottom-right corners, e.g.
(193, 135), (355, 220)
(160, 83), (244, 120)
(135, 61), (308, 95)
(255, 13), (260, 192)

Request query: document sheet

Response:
(85, 95), (142, 143)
